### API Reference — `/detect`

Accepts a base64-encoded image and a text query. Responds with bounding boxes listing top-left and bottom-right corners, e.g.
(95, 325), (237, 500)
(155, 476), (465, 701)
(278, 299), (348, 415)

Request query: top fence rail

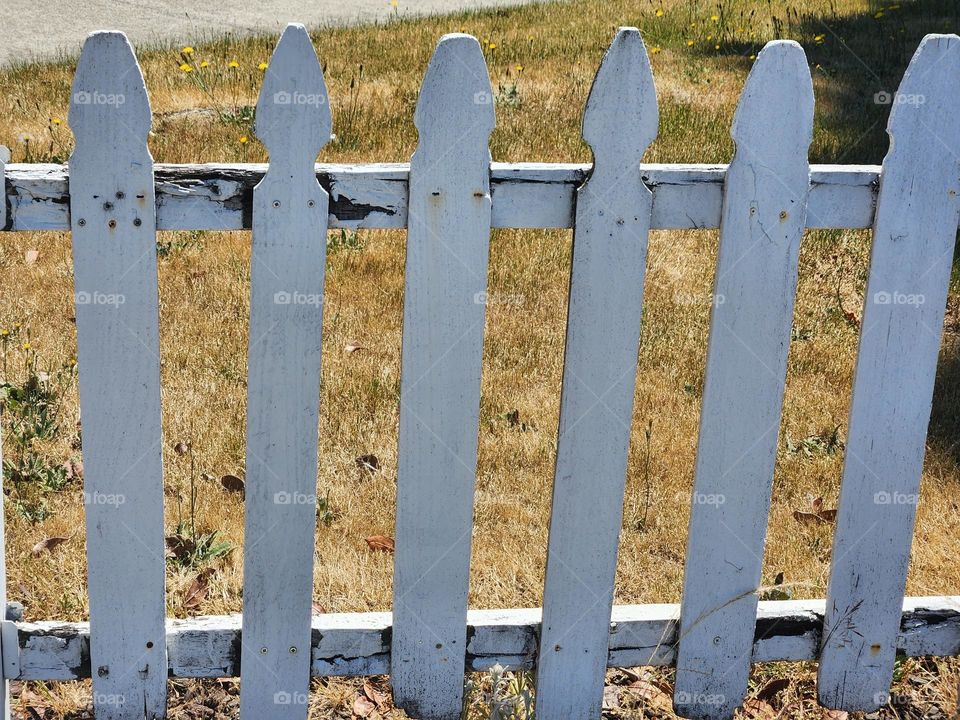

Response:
(4, 162), (882, 232)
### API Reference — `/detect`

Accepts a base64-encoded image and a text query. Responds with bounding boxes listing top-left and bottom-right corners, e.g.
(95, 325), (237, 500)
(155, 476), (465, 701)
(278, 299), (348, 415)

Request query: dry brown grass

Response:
(2, 0), (960, 717)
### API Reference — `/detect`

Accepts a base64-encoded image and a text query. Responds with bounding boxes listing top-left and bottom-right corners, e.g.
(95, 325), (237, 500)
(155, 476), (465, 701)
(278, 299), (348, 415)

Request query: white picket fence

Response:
(1, 22), (959, 720)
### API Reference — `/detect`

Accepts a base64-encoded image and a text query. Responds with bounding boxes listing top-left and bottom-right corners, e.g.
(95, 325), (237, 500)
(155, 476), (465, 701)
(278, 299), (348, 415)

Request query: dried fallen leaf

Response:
(220, 474), (245, 494)
(312, 601), (326, 615)
(165, 534), (196, 559)
(743, 698), (777, 720)
(602, 685), (620, 711)
(353, 693), (375, 718)
(821, 709), (848, 720)
(183, 568), (215, 609)
(365, 535), (394, 553)
(344, 342), (364, 354)
(356, 454), (380, 474)
(31, 536), (69, 556)
(793, 507), (837, 525)
(363, 681), (388, 711)
(756, 677), (791, 704)
(24, 249), (39, 265)
(174, 441), (191, 456)
(625, 679), (673, 713)
(62, 459), (83, 481)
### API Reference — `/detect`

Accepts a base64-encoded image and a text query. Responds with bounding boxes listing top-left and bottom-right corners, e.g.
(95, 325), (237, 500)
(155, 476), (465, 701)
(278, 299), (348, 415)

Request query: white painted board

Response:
(68, 31), (167, 720)
(819, 33), (960, 711)
(536, 27), (658, 720)
(390, 33), (495, 720)
(239, 24), (330, 720)
(674, 40), (814, 720)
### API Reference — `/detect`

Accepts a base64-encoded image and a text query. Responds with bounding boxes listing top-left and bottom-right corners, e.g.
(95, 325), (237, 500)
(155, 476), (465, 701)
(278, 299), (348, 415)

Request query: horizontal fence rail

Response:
(10, 598), (960, 681)
(2, 21), (960, 720)
(3, 162), (883, 232)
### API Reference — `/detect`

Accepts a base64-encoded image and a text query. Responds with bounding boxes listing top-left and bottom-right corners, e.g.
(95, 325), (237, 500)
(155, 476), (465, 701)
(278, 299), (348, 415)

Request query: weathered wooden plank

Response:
(239, 24), (330, 720)
(68, 32), (167, 719)
(0, 144), (7, 720)
(10, 597), (960, 680)
(536, 27), (658, 720)
(4, 163), (882, 232)
(390, 34), (495, 720)
(674, 41), (814, 720)
(818, 34), (960, 712)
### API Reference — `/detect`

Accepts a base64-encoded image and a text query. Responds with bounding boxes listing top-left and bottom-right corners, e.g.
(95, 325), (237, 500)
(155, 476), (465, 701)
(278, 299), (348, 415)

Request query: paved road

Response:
(2, 0), (538, 66)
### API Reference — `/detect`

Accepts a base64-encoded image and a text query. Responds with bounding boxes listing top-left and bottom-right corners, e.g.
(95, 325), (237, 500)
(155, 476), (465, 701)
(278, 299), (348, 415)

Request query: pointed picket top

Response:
(885, 33), (960, 156)
(582, 27), (657, 174)
(255, 23), (330, 168)
(818, 33), (960, 712)
(732, 40), (814, 166)
(413, 33), (495, 149)
(69, 32), (151, 147)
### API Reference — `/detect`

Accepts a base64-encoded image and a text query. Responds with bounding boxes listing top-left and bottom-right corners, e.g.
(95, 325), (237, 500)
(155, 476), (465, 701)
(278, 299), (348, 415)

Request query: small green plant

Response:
(12, 497), (51, 524)
(166, 521), (233, 570)
(316, 490), (335, 526)
(167, 439), (233, 570)
(785, 426), (844, 457)
(496, 82), (522, 108)
(464, 664), (535, 720)
(327, 228), (366, 254)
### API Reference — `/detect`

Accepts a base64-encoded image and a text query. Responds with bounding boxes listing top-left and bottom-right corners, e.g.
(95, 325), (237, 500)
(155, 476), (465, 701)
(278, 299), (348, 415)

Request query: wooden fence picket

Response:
(535, 28), (657, 720)
(238, 24), (331, 720)
(818, 33), (960, 711)
(68, 32), (167, 720)
(390, 34), (495, 720)
(673, 41), (814, 720)
(0, 144), (6, 720)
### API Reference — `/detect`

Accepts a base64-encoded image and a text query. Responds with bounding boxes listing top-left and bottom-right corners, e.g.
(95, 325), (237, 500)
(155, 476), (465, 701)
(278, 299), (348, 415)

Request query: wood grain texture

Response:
(818, 34), (960, 711)
(68, 31), (167, 720)
(674, 41), (814, 720)
(390, 34), (495, 720)
(5, 162), (884, 232)
(239, 24), (330, 720)
(0, 144), (6, 720)
(536, 27), (658, 720)
(10, 597), (960, 680)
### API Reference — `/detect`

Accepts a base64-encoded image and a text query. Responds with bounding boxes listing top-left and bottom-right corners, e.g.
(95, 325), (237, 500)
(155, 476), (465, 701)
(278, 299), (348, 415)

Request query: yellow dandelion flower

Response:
(182, 46), (194, 55)
(706, 34), (713, 40)
(390, 0), (398, 7)
(714, 44), (720, 50)
(651, 46), (661, 54)
(1, 330), (8, 337)
(515, 64), (523, 72)
(686, 39), (695, 46)
(14, 323), (21, 329)
(258, 62), (268, 70)
(51, 117), (62, 125)
(749, 54), (756, 60)
(228, 59), (240, 68)
(22, 342), (30, 351)
(488, 42), (497, 50)
(814, 34), (826, 42)
(179, 63), (192, 72)
(239, 135), (249, 144)
(200, 60), (209, 68)
(655, 8), (664, 17)
(710, 14), (719, 21)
